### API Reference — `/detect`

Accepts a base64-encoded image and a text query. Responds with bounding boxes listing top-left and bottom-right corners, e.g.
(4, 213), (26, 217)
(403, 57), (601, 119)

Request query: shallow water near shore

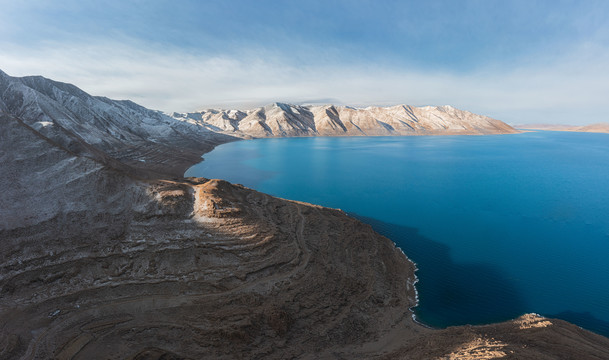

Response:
(185, 131), (609, 336)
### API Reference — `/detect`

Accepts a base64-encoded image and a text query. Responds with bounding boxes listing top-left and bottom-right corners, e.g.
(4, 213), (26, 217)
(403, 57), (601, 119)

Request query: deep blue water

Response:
(185, 132), (609, 336)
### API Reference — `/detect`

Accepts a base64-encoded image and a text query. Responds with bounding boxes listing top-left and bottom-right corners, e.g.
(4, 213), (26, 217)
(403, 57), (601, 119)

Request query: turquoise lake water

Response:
(185, 131), (609, 336)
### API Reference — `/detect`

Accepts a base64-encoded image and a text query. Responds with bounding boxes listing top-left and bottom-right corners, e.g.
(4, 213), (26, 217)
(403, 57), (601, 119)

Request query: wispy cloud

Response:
(1, 39), (608, 124)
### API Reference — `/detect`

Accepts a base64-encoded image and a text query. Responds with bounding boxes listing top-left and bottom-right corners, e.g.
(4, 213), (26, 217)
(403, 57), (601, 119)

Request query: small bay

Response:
(185, 131), (609, 336)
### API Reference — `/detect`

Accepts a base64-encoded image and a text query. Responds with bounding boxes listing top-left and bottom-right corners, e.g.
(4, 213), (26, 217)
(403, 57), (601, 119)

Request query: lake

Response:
(185, 131), (609, 336)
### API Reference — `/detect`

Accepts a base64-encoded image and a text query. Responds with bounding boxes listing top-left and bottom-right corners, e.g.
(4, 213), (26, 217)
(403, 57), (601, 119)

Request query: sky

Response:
(1, 0), (608, 124)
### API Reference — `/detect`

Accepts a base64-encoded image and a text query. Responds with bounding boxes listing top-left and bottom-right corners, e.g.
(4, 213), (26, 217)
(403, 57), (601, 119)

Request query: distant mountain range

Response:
(516, 123), (609, 134)
(173, 102), (518, 138)
(0, 68), (517, 178)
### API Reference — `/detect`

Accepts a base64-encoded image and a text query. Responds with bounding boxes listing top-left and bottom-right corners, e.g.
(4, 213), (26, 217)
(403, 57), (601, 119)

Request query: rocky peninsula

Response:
(1, 70), (609, 359)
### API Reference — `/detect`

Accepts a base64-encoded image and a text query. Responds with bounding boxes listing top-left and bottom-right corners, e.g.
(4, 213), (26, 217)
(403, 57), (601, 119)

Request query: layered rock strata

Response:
(0, 112), (418, 358)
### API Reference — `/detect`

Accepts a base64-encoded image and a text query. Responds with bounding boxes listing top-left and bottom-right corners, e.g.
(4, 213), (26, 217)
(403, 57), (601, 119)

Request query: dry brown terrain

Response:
(1, 111), (419, 359)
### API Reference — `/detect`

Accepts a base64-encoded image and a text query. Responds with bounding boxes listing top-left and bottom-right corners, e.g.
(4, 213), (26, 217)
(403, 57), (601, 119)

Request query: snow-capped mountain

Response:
(173, 102), (517, 138)
(0, 70), (233, 177)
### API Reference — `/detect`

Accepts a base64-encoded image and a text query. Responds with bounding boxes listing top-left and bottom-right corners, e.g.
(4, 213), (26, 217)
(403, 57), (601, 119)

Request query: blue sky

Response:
(1, 0), (608, 124)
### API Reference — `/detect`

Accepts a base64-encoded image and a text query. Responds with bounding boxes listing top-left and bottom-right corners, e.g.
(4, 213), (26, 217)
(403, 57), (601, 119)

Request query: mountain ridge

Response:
(0, 70), (235, 178)
(173, 102), (518, 138)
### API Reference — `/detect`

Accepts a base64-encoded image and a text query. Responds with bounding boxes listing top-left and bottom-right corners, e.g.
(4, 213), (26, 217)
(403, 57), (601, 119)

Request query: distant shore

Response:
(515, 123), (609, 134)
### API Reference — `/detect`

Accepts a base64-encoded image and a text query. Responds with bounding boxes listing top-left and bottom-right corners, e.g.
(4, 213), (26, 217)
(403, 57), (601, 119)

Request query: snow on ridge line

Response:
(170, 102), (515, 138)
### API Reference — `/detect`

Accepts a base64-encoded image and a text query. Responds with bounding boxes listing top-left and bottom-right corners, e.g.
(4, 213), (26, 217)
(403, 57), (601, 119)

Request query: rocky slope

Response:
(2, 71), (609, 359)
(0, 70), (234, 178)
(0, 112), (419, 358)
(173, 102), (518, 138)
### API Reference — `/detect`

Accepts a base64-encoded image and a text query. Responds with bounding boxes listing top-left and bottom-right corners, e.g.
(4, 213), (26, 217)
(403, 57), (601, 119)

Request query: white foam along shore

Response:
(396, 245), (428, 328)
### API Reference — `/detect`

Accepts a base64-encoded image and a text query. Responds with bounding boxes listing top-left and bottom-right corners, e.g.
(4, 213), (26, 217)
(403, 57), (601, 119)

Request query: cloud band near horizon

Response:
(2, 39), (608, 125)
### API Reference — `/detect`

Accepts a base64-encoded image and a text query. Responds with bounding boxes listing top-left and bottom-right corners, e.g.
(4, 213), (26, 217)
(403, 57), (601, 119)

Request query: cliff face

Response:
(173, 102), (518, 138)
(1, 71), (609, 359)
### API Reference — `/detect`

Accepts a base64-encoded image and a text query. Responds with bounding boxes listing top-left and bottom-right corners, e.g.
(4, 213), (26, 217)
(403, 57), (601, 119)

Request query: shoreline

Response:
(183, 131), (609, 339)
(181, 132), (521, 334)
(182, 135), (426, 320)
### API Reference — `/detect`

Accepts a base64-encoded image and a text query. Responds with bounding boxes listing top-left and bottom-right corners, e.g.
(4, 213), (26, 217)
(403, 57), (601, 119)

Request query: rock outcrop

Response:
(173, 102), (518, 138)
(382, 313), (609, 359)
(2, 71), (609, 359)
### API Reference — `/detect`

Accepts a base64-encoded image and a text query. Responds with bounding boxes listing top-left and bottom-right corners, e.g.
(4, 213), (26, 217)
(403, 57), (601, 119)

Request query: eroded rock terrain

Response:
(2, 71), (609, 359)
(0, 111), (418, 358)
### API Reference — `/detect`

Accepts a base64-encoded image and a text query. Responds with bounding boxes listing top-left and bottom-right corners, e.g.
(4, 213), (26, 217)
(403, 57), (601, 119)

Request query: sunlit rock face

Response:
(173, 102), (518, 138)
